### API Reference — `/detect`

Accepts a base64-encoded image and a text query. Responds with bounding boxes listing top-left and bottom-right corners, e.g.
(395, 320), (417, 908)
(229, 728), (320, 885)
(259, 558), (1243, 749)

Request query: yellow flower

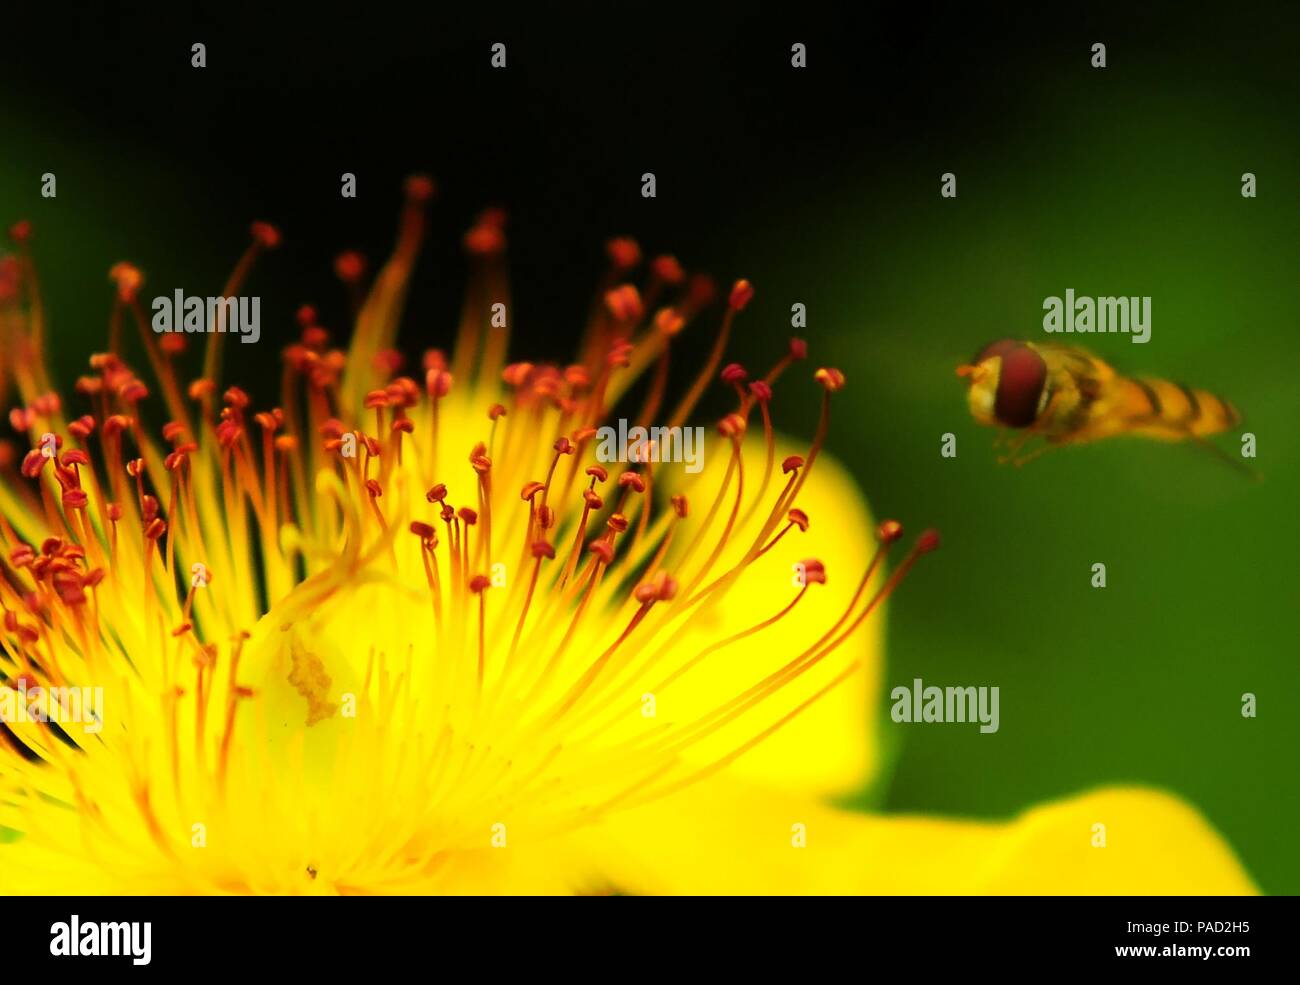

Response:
(0, 188), (1255, 895)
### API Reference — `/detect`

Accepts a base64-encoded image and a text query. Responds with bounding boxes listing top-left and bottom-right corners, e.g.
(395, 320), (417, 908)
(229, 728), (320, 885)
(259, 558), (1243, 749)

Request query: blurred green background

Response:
(3, 5), (1296, 891)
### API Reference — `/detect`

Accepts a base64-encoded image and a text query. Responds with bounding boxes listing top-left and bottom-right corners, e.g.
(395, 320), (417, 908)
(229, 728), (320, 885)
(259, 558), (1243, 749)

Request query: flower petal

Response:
(574, 777), (1258, 895)
(654, 434), (886, 798)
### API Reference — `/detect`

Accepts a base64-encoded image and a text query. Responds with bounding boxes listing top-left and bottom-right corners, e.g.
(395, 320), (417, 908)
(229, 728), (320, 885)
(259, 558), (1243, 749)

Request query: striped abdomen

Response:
(1121, 376), (1241, 438)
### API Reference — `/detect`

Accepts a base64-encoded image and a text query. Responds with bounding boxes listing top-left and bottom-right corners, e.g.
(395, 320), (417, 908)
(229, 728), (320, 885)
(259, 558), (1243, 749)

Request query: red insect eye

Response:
(973, 338), (1019, 365)
(994, 345), (1048, 428)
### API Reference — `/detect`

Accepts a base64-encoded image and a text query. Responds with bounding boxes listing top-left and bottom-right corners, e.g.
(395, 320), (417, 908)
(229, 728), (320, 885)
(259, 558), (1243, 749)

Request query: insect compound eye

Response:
(972, 339), (1019, 365)
(993, 345), (1048, 428)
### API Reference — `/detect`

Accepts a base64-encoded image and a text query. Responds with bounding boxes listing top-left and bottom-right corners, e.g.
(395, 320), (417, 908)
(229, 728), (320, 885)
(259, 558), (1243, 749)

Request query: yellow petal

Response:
(654, 433), (886, 798)
(574, 777), (1258, 895)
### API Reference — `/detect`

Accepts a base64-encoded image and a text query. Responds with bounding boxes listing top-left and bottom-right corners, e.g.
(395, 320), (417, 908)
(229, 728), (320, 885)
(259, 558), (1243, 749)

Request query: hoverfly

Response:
(956, 339), (1250, 473)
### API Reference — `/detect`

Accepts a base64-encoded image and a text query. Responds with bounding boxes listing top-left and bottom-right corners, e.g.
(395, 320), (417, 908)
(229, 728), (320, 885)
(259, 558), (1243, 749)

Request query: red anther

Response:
(164, 448), (189, 471)
(618, 471), (646, 493)
(9, 408), (33, 431)
(440, 504), (456, 523)
(502, 362), (534, 387)
(728, 279), (754, 311)
(108, 261), (144, 302)
(469, 443), (491, 473)
(405, 174), (437, 202)
(253, 411), (281, 432)
(365, 479), (382, 498)
(106, 503), (123, 522)
(161, 421), (185, 443)
(296, 305), (317, 328)
(75, 376), (103, 397)
(334, 250), (366, 283)
(651, 254), (685, 284)
(188, 379), (216, 402)
(364, 389), (390, 410)
(84, 568), (105, 589)
(464, 223), (505, 256)
(570, 426), (597, 446)
(488, 403), (508, 421)
(160, 334), (187, 356)
(363, 435), (382, 457)
(583, 489), (604, 510)
(223, 386), (251, 409)
(103, 414), (134, 438)
(520, 481), (545, 502)
(0, 441), (14, 469)
(41, 537), (62, 556)
(554, 436), (574, 455)
(720, 362), (748, 384)
(604, 284), (644, 323)
(144, 518), (167, 541)
(606, 236), (642, 270)
(387, 377), (421, 406)
(537, 505), (556, 529)
(426, 483), (449, 503)
(141, 495), (159, 521)
(302, 326), (329, 350)
(469, 574), (492, 594)
(718, 413), (747, 438)
(564, 365), (592, 390)
(654, 307), (686, 336)
(457, 507), (478, 526)
(250, 221), (281, 249)
(788, 508), (810, 531)
(748, 380), (773, 402)
(426, 368), (453, 398)
(634, 571), (679, 603)
(799, 559), (827, 585)
(410, 521), (436, 540)
(686, 274), (716, 309)
(607, 513), (629, 534)
(606, 341), (634, 368)
(274, 435), (297, 452)
(588, 540), (615, 565)
(32, 394), (60, 416)
(62, 449), (90, 466)
(21, 450), (47, 478)
(916, 529), (941, 553)
(671, 493), (688, 518)
(814, 367), (846, 392)
(877, 520), (904, 544)
(374, 348), (404, 376)
(320, 419), (345, 440)
(392, 418), (415, 435)
(423, 349), (448, 372)
(9, 546), (35, 568)
(118, 379), (149, 404)
(531, 540), (556, 560)
(789, 337), (808, 360)
(125, 458), (145, 478)
(9, 220), (32, 244)
(585, 465), (609, 482)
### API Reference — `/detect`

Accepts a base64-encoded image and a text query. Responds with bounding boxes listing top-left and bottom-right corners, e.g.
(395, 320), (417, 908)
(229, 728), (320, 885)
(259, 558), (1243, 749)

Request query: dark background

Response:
(4, 2), (1298, 892)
